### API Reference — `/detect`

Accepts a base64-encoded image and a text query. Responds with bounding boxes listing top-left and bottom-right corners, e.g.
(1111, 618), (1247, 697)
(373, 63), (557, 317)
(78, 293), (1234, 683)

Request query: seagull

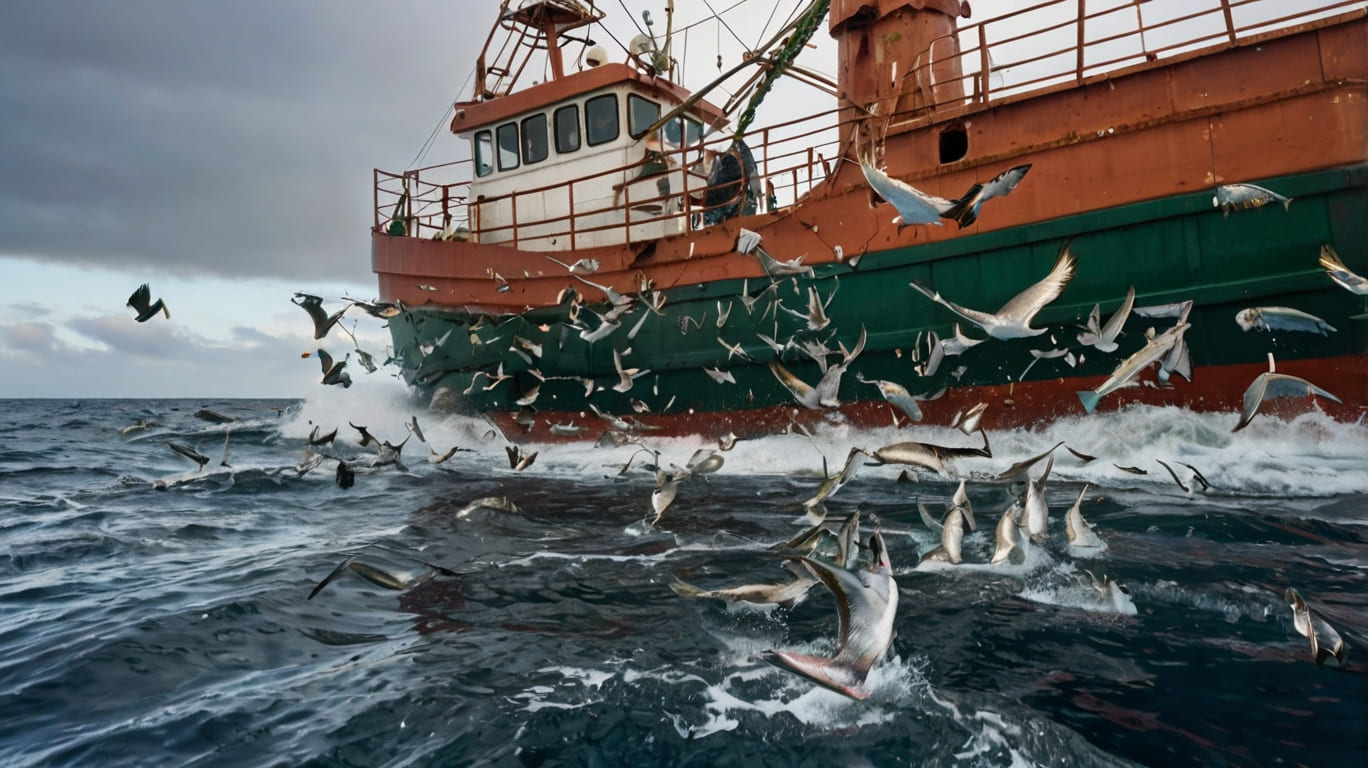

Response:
(941, 165), (1032, 228)
(859, 159), (954, 229)
(127, 283), (170, 322)
(855, 374), (923, 422)
(909, 245), (1075, 339)
(1232, 356), (1341, 432)
(292, 293), (350, 340)
(1077, 285), (1136, 353)
(1213, 182), (1291, 216)
(1285, 587), (1350, 667)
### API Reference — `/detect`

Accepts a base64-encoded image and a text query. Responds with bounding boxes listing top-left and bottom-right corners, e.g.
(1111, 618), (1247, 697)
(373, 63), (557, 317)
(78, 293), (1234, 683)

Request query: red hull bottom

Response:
(483, 354), (1368, 444)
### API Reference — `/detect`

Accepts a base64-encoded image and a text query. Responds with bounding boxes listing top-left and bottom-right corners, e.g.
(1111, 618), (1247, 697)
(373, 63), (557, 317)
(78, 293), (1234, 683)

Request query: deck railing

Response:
(923, 0), (1362, 114)
(375, 0), (1361, 246)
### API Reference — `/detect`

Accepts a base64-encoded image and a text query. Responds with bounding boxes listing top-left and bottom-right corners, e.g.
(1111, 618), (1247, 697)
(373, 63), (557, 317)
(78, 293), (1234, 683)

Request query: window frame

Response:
(585, 93), (620, 147)
(627, 94), (661, 140)
(496, 122), (520, 172)
(521, 113), (549, 165)
(553, 104), (581, 155)
(473, 130), (494, 177)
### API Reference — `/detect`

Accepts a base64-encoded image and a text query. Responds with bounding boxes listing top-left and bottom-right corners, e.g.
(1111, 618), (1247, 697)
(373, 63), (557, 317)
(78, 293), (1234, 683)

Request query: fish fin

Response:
(308, 555), (357, 600)
(1077, 390), (1101, 414)
(759, 650), (870, 700)
(669, 579), (707, 599)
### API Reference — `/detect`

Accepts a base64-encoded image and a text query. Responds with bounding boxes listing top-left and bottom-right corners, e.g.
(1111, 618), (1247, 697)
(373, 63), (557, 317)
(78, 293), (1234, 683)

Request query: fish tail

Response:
(942, 184), (982, 228)
(668, 579), (707, 598)
(1077, 390), (1101, 414)
(1282, 197), (1293, 211)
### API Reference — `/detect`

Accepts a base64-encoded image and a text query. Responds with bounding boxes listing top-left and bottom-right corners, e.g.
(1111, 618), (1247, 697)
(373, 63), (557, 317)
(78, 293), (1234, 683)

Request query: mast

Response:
(828, 0), (967, 151)
(474, 0), (605, 100)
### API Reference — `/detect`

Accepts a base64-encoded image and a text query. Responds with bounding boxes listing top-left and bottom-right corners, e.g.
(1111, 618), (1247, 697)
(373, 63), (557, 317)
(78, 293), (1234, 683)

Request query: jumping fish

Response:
(801, 447), (869, 510)
(1235, 307), (1336, 336)
(670, 560), (818, 608)
(1077, 323), (1190, 413)
(1318, 243), (1368, 297)
(167, 441), (210, 470)
(1065, 483), (1106, 551)
(1022, 455), (1053, 544)
(990, 502), (1025, 565)
(870, 431), (991, 478)
(761, 528), (898, 700)
(1285, 587), (1350, 668)
(856, 374), (924, 422)
(921, 506), (967, 564)
(1213, 182), (1292, 215)
(1233, 356), (1342, 432)
(951, 478), (976, 532)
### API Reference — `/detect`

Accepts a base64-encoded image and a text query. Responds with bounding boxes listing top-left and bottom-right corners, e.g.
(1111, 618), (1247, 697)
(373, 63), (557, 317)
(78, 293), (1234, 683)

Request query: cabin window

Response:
(939, 123), (968, 164)
(662, 115), (703, 149)
(628, 94), (661, 139)
(474, 130), (493, 177)
(586, 94), (619, 146)
(554, 104), (580, 154)
(497, 122), (520, 171)
(522, 113), (548, 164)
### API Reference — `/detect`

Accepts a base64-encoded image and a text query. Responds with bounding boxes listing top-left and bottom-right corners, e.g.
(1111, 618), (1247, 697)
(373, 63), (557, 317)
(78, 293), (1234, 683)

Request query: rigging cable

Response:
(409, 65), (476, 170)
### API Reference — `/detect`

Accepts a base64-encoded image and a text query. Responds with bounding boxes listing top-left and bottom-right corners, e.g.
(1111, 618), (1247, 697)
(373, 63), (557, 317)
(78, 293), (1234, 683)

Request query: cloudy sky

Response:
(0, 0), (839, 398)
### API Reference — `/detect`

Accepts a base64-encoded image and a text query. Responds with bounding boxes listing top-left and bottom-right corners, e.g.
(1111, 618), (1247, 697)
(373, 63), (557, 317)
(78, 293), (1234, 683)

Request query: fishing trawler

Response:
(371, 0), (1367, 441)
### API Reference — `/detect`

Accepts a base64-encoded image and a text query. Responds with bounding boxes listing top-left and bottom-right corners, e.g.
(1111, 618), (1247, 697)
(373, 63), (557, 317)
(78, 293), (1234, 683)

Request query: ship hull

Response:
(381, 163), (1368, 441)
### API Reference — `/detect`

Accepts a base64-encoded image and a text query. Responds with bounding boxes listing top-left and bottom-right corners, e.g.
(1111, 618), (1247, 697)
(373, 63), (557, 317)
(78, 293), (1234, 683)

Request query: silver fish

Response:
(1213, 182), (1292, 215)
(1023, 455), (1053, 544)
(670, 560), (818, 608)
(990, 502), (1025, 565)
(167, 440), (209, 470)
(1077, 323), (1190, 413)
(761, 528), (898, 700)
(1318, 243), (1368, 296)
(1235, 306), (1336, 336)
(951, 478), (976, 532)
(1065, 483), (1106, 550)
(922, 506), (967, 564)
(1285, 587), (1350, 668)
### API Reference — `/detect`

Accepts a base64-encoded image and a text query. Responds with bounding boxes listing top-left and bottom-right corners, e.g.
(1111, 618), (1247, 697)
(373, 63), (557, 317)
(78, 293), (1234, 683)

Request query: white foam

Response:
(276, 381), (1367, 498)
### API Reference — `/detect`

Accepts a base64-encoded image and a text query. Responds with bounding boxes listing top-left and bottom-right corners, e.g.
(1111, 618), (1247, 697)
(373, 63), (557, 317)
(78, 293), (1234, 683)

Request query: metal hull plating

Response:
(383, 165), (1368, 441)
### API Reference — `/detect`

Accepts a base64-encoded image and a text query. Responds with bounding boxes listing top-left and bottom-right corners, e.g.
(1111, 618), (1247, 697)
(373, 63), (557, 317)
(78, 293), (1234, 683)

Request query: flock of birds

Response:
(118, 160), (1362, 700)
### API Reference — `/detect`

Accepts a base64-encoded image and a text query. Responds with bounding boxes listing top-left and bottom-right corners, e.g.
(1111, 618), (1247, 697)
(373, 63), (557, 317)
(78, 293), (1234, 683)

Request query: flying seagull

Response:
(292, 293), (350, 340)
(127, 283), (170, 322)
(859, 159), (955, 230)
(1232, 357), (1341, 432)
(910, 245), (1076, 339)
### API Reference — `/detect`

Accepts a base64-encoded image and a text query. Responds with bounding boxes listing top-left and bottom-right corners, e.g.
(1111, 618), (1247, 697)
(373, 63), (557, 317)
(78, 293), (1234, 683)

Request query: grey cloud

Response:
(1, 321), (67, 357)
(0, 1), (477, 283)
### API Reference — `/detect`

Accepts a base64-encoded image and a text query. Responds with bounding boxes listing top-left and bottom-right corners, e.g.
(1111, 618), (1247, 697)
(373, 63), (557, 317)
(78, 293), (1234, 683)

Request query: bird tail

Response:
(1077, 390), (1101, 414)
(162, 304), (171, 319)
(942, 183), (983, 228)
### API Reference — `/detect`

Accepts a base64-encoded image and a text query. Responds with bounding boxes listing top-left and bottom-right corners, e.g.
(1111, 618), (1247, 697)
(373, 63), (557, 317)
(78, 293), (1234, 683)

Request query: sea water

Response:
(0, 386), (1365, 767)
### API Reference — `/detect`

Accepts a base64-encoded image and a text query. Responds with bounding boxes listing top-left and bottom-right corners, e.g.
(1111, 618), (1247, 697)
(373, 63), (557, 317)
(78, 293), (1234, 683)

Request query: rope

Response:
(733, 0), (830, 139)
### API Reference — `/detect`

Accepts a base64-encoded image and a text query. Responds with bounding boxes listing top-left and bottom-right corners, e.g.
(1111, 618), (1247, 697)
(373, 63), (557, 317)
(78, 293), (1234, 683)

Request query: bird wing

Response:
(1098, 285), (1136, 342)
(317, 348), (335, 374)
(996, 246), (1076, 324)
(908, 280), (999, 332)
(769, 359), (817, 407)
(860, 162), (944, 225)
(127, 283), (151, 312)
(1233, 372), (1270, 432)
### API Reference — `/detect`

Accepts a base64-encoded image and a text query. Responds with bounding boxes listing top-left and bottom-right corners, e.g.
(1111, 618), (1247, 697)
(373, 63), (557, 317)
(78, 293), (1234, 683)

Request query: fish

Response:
(990, 502), (1025, 565)
(1077, 323), (1189, 413)
(1213, 182), (1292, 215)
(1285, 587), (1350, 668)
(1156, 459), (1212, 494)
(921, 506), (967, 564)
(670, 560), (818, 608)
(1233, 365), (1342, 432)
(194, 408), (235, 424)
(648, 470), (683, 525)
(909, 245), (1075, 339)
(167, 440), (210, 470)
(856, 374), (923, 422)
(949, 402), (989, 435)
(761, 528), (898, 700)
(801, 447), (868, 510)
(940, 164), (1032, 228)
(1235, 307), (1336, 336)
(870, 431), (991, 478)
(1065, 483), (1106, 550)
(951, 478), (976, 532)
(452, 496), (521, 518)
(1077, 285), (1136, 353)
(1022, 455), (1053, 544)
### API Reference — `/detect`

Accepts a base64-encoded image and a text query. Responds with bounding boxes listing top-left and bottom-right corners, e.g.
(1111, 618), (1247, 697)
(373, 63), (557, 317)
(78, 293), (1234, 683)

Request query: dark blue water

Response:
(1, 393), (1365, 767)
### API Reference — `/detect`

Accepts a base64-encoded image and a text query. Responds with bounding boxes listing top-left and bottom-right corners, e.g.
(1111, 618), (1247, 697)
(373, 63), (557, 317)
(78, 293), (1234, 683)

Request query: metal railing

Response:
(924, 0), (1362, 113)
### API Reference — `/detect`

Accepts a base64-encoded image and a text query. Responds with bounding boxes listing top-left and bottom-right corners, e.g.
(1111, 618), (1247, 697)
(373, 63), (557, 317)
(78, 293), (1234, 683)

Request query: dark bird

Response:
(127, 283), (170, 322)
(317, 348), (352, 388)
(335, 460), (355, 489)
(293, 292), (350, 340)
(349, 422), (378, 447)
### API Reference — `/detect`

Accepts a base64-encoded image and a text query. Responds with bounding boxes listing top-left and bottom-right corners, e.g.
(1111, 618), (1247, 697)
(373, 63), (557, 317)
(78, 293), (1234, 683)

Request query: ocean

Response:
(1, 389), (1365, 767)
